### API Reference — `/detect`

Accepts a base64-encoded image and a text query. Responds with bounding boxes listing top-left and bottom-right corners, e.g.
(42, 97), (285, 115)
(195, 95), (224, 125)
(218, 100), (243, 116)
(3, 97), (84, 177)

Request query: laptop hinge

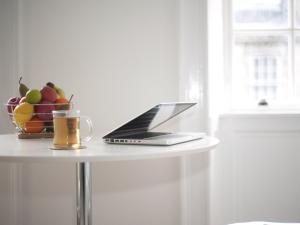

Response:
(103, 130), (146, 139)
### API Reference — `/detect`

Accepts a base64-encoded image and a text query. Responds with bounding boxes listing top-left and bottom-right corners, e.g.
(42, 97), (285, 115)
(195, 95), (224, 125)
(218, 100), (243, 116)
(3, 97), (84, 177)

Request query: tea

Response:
(53, 117), (80, 149)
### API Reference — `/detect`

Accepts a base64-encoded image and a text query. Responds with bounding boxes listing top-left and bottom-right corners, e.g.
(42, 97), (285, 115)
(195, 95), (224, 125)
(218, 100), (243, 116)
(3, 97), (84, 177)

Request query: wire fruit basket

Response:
(6, 102), (72, 139)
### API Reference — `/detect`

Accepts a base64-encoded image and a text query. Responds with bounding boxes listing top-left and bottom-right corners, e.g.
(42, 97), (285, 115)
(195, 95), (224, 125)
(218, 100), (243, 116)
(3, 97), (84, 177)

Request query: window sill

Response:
(221, 108), (300, 119)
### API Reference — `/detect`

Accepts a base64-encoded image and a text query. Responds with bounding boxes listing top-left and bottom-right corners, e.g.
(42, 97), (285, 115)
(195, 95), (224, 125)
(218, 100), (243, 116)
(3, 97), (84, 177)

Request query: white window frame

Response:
(224, 0), (300, 110)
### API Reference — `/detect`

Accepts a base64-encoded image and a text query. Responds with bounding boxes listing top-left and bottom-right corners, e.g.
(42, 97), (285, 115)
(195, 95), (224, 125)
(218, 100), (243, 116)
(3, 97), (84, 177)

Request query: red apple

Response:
(35, 100), (55, 121)
(7, 97), (21, 113)
(40, 86), (57, 102)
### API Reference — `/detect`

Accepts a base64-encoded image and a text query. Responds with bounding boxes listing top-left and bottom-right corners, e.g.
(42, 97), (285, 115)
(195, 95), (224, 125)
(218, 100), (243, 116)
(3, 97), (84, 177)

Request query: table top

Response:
(0, 134), (219, 163)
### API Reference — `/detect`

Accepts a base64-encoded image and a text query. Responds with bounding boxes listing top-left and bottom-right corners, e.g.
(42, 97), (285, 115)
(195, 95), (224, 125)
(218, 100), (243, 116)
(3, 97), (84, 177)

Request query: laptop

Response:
(103, 102), (205, 146)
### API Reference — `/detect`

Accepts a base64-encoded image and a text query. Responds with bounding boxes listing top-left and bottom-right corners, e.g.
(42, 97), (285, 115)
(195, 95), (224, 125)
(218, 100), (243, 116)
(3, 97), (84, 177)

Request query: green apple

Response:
(25, 89), (42, 104)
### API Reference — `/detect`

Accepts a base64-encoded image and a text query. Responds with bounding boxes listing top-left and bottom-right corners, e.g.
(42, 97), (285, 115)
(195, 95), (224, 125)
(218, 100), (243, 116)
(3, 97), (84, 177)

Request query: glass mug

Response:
(52, 110), (93, 150)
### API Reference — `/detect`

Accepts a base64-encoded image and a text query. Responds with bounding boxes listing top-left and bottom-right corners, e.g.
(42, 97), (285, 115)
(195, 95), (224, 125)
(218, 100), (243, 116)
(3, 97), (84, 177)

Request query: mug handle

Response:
(80, 116), (93, 143)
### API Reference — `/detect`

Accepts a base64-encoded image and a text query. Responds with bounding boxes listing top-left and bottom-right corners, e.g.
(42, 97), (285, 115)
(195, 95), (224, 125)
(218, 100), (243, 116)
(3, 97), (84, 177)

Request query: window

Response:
(229, 0), (300, 108)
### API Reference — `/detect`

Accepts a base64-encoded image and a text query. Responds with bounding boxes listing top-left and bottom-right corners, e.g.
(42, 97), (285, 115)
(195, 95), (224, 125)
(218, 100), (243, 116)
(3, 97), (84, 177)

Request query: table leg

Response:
(76, 162), (92, 225)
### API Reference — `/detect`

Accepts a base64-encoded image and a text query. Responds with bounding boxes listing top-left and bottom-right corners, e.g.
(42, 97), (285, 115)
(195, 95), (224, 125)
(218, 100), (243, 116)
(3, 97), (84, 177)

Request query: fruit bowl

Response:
(5, 102), (72, 139)
(5, 78), (72, 139)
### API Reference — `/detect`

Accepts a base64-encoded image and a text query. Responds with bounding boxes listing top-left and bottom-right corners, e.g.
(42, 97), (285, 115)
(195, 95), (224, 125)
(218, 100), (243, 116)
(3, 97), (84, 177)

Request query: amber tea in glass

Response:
(52, 110), (93, 150)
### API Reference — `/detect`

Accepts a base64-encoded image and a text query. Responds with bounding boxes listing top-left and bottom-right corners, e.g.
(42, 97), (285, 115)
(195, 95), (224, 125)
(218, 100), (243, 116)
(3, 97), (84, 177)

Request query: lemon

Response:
(13, 103), (34, 128)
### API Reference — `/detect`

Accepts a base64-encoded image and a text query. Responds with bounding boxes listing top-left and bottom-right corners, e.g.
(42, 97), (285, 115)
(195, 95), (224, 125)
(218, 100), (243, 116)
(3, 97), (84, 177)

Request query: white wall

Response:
(210, 113), (300, 225)
(0, 0), (18, 134)
(20, 0), (179, 135)
(0, 0), (209, 225)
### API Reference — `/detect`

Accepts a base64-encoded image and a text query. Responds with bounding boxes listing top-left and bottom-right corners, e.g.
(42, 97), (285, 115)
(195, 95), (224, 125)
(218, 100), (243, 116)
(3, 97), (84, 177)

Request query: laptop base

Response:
(104, 132), (205, 146)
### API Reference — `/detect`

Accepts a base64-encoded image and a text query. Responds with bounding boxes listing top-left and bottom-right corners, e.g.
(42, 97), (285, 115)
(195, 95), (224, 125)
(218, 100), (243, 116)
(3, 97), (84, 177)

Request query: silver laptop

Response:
(103, 102), (205, 146)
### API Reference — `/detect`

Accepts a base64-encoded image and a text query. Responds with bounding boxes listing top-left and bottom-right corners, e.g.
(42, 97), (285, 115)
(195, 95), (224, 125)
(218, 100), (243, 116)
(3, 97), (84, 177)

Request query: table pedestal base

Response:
(76, 162), (92, 225)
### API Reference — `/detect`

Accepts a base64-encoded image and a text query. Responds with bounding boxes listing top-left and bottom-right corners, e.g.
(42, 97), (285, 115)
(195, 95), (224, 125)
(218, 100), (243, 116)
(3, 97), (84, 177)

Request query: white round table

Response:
(0, 134), (219, 225)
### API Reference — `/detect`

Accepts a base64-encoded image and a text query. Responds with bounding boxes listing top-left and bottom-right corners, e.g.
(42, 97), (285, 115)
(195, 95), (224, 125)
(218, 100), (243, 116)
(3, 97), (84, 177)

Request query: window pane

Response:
(295, 0), (300, 28)
(232, 34), (289, 107)
(295, 35), (300, 98)
(233, 0), (289, 29)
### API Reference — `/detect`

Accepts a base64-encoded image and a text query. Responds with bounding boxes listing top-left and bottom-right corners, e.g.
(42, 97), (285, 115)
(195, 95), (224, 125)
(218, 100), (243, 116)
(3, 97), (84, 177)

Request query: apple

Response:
(26, 89), (42, 104)
(46, 82), (55, 89)
(7, 97), (21, 113)
(40, 86), (57, 102)
(19, 97), (27, 104)
(35, 100), (55, 121)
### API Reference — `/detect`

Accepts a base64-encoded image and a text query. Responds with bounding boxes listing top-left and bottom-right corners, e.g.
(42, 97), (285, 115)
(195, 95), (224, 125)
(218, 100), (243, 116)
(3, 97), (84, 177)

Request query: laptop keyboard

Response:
(120, 132), (171, 139)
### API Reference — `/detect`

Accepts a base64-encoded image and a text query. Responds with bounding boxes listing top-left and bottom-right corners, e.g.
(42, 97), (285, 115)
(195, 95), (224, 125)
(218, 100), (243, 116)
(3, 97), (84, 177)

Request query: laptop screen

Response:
(104, 102), (196, 138)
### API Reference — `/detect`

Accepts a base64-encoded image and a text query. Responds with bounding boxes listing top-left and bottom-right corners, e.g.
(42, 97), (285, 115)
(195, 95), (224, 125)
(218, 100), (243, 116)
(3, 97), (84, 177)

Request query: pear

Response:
(19, 77), (29, 97)
(55, 86), (65, 98)
(46, 82), (65, 98)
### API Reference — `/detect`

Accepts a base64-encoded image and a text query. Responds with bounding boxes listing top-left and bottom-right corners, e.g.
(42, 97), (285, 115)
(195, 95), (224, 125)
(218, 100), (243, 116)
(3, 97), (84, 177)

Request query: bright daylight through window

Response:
(230, 0), (300, 108)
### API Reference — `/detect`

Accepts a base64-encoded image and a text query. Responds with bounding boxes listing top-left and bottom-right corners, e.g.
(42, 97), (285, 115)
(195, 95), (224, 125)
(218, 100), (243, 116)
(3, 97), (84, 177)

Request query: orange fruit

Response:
(24, 117), (45, 133)
(55, 98), (70, 110)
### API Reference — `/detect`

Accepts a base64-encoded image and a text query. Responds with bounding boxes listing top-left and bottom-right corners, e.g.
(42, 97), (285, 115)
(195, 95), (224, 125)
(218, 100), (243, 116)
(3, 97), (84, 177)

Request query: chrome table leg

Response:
(76, 162), (92, 225)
